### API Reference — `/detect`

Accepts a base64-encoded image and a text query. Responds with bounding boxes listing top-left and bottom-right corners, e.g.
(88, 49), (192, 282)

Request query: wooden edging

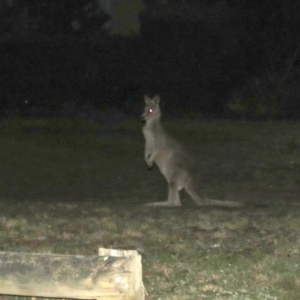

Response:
(0, 248), (145, 300)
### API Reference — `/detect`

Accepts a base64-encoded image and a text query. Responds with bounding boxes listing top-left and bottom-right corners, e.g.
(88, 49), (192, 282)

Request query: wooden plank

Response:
(99, 248), (145, 300)
(0, 250), (144, 300)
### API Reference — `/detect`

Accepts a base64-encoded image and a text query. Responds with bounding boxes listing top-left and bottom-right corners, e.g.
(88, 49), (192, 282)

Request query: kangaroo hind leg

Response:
(166, 181), (181, 206)
(145, 180), (181, 207)
(185, 180), (207, 206)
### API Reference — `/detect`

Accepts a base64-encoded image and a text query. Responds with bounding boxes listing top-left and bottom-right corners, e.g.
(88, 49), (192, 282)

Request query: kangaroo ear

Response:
(153, 95), (160, 105)
(144, 95), (151, 105)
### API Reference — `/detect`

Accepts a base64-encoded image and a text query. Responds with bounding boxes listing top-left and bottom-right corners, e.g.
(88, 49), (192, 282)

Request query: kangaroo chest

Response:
(143, 122), (165, 150)
(143, 126), (155, 147)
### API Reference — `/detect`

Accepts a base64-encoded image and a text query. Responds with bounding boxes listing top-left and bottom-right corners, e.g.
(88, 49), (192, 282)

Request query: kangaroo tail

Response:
(203, 198), (243, 207)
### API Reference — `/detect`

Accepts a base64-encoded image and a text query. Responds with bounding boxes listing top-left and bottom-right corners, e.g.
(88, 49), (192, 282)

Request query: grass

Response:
(0, 117), (300, 299)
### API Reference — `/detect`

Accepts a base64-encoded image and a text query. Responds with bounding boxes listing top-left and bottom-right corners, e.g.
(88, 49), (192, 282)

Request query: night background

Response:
(1, 1), (300, 299)
(1, 0), (300, 120)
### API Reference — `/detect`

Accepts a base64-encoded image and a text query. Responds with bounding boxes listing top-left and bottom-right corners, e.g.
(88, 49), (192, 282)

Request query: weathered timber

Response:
(0, 248), (144, 300)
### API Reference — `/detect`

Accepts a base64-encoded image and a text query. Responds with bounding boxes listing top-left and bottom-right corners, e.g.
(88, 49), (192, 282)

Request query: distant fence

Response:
(0, 248), (145, 300)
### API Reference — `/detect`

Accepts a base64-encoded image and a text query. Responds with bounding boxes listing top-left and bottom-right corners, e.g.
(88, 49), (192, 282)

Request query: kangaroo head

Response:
(142, 95), (161, 121)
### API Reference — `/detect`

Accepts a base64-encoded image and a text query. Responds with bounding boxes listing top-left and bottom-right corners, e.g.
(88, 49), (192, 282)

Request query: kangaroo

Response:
(141, 95), (243, 207)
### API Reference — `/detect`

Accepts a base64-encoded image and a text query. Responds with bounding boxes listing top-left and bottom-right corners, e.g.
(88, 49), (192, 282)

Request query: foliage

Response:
(230, 1), (300, 82)
(111, 0), (144, 36)
(0, 0), (110, 38)
(227, 97), (280, 120)
(226, 79), (280, 120)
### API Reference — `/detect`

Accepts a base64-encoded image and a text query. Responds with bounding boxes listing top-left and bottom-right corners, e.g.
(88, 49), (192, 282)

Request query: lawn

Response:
(0, 117), (300, 299)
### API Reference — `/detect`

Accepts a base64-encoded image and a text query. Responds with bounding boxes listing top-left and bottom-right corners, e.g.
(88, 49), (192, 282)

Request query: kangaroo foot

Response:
(145, 201), (181, 207)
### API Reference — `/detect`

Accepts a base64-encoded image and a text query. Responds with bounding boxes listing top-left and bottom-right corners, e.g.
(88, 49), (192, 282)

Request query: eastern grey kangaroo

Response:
(142, 95), (242, 207)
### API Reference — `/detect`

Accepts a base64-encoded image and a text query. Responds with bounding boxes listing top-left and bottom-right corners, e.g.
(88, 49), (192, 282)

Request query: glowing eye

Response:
(149, 109), (153, 113)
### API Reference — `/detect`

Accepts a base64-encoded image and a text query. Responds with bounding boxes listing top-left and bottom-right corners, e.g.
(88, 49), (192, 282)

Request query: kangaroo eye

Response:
(149, 109), (153, 113)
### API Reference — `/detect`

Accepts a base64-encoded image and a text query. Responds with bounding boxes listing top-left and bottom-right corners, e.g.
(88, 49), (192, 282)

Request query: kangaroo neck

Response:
(145, 116), (163, 131)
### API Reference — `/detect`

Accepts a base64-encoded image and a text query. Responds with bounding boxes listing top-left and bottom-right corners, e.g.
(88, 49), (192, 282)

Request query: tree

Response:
(0, 0), (110, 38)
